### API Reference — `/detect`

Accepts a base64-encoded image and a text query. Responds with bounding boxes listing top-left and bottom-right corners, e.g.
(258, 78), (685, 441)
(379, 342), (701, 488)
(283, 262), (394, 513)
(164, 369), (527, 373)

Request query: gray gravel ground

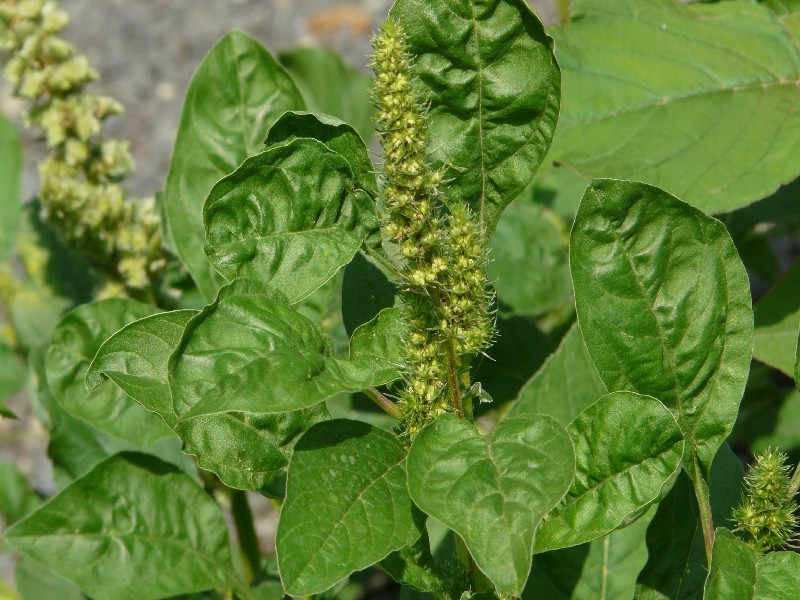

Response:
(0, 0), (558, 593)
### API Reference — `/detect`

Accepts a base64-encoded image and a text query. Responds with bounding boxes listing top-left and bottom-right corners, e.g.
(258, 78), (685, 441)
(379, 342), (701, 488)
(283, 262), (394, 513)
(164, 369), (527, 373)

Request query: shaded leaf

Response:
(407, 413), (574, 596)
(388, 0), (560, 237)
(550, 0), (800, 214)
(45, 299), (173, 446)
(570, 179), (753, 473)
(0, 115), (21, 260)
(635, 444), (744, 600)
(0, 341), (23, 416)
(703, 528), (756, 600)
(535, 392), (683, 552)
(342, 251), (399, 337)
(163, 30), (304, 301)
(508, 322), (607, 425)
(6, 453), (242, 599)
(381, 528), (443, 593)
(279, 46), (376, 143)
(276, 419), (423, 596)
(203, 138), (378, 303)
(0, 463), (39, 524)
(753, 257), (800, 377)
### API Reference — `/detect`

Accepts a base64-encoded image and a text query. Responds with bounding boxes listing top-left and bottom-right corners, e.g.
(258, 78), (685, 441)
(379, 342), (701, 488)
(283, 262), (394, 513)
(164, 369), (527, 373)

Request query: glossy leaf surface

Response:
(204, 138), (378, 303)
(163, 30), (304, 301)
(170, 279), (404, 418)
(508, 323), (607, 425)
(535, 392), (683, 552)
(550, 0), (800, 213)
(6, 453), (241, 599)
(276, 420), (422, 596)
(86, 307), (327, 495)
(407, 413), (574, 596)
(388, 0), (560, 236)
(571, 179), (753, 472)
(45, 299), (172, 445)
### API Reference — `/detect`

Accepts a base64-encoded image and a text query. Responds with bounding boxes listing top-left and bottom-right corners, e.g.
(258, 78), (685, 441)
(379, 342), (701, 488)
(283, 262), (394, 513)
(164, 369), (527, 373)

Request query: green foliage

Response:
(5, 0), (800, 597)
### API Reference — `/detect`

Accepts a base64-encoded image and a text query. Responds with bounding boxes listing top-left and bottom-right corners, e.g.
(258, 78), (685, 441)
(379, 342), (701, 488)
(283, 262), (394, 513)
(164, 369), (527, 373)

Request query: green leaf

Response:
(163, 30), (304, 301)
(762, 0), (800, 15)
(388, 0), (560, 237)
(549, 0), (800, 214)
(570, 179), (753, 473)
(45, 299), (173, 446)
(342, 251), (399, 337)
(171, 279), (403, 419)
(278, 46), (376, 144)
(0, 340), (23, 416)
(755, 550), (800, 598)
(752, 389), (800, 455)
(490, 201), (570, 316)
(264, 111), (377, 198)
(407, 413), (575, 596)
(753, 257), (800, 377)
(507, 322), (607, 425)
(276, 419), (423, 596)
(635, 444), (744, 600)
(703, 528), (756, 600)
(380, 528), (443, 593)
(0, 115), (21, 260)
(5, 453), (242, 599)
(0, 462), (39, 524)
(85, 307), (327, 496)
(526, 507), (654, 600)
(535, 392), (683, 552)
(203, 138), (378, 303)
(14, 555), (84, 600)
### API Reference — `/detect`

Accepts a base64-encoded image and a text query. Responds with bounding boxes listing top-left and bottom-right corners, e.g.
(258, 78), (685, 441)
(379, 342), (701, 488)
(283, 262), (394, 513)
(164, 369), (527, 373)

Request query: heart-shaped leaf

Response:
(535, 391), (684, 552)
(163, 30), (304, 301)
(276, 419), (423, 596)
(407, 413), (575, 596)
(86, 308), (329, 496)
(388, 0), (560, 237)
(5, 453), (243, 600)
(570, 179), (753, 474)
(203, 138), (379, 303)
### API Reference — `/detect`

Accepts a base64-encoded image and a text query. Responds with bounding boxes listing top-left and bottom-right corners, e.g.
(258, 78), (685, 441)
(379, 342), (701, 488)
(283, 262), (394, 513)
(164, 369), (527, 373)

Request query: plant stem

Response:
(230, 489), (261, 584)
(364, 386), (401, 418)
(692, 458), (715, 564)
(558, 0), (571, 24)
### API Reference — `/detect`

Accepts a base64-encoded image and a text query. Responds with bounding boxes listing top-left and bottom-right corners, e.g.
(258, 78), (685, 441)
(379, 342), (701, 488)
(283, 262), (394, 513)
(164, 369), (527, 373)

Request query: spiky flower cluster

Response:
(371, 20), (494, 438)
(0, 0), (165, 291)
(734, 449), (799, 552)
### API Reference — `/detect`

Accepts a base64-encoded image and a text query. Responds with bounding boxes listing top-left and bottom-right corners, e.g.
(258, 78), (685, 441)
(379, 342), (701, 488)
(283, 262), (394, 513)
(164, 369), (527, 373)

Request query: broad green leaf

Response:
(0, 115), (21, 260)
(342, 251), (399, 337)
(703, 528), (756, 600)
(550, 0), (800, 214)
(535, 392), (683, 552)
(570, 179), (753, 473)
(407, 413), (575, 596)
(635, 444), (744, 600)
(388, 0), (560, 236)
(278, 46), (376, 144)
(762, 0), (800, 15)
(752, 389), (800, 455)
(783, 12), (800, 43)
(171, 279), (403, 419)
(490, 201), (570, 316)
(529, 162), (591, 221)
(203, 138), (378, 303)
(0, 340), (22, 416)
(472, 314), (554, 410)
(755, 551), (800, 598)
(0, 463), (39, 524)
(276, 419), (423, 596)
(264, 111), (377, 198)
(163, 30), (304, 301)
(526, 508), (654, 600)
(753, 257), (800, 377)
(14, 555), (84, 600)
(6, 453), (242, 599)
(380, 528), (443, 593)
(508, 322), (607, 425)
(45, 299), (173, 446)
(85, 307), (327, 496)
